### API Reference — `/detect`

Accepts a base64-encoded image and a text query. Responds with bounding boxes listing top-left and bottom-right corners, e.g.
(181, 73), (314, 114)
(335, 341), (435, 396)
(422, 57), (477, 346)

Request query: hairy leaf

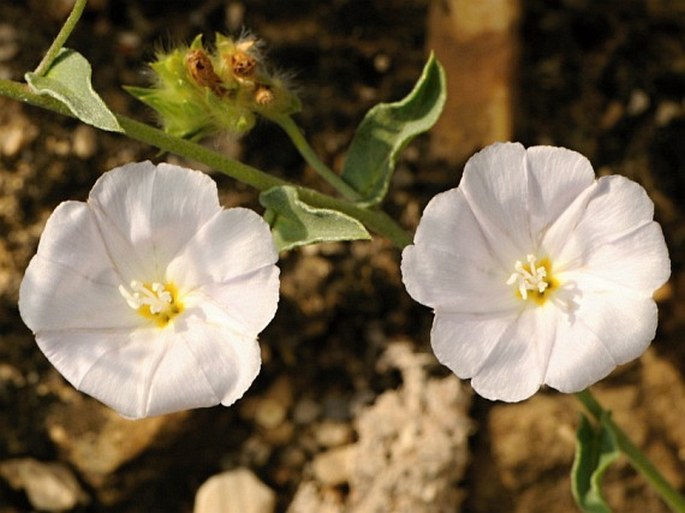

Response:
(341, 54), (446, 205)
(260, 186), (370, 251)
(26, 49), (122, 132)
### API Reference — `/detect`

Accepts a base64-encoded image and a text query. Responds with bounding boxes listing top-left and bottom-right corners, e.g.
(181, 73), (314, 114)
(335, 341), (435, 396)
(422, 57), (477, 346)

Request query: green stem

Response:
(575, 389), (685, 513)
(33, 0), (88, 76)
(266, 113), (362, 201)
(0, 78), (413, 248)
(116, 115), (287, 192)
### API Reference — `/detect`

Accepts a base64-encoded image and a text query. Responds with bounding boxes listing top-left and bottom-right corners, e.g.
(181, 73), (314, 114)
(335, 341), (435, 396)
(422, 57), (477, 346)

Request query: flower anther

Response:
(507, 255), (557, 304)
(119, 281), (184, 327)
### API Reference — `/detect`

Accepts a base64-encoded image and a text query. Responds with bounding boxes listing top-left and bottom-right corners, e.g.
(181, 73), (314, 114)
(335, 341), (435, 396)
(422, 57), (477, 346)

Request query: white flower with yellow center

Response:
(19, 161), (279, 418)
(401, 142), (670, 402)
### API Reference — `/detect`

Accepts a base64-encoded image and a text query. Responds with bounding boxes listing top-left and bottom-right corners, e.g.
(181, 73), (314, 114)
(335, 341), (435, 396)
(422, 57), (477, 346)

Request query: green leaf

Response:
(572, 414), (621, 513)
(340, 53), (446, 206)
(260, 186), (371, 251)
(25, 49), (122, 132)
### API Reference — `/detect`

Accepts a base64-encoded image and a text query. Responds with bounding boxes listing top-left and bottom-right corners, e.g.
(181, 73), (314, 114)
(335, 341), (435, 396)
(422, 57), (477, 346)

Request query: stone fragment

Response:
(241, 375), (293, 430)
(0, 23), (19, 62)
(71, 125), (97, 159)
(46, 397), (187, 488)
(254, 397), (288, 430)
(287, 342), (472, 513)
(292, 397), (321, 425)
(311, 446), (355, 486)
(193, 468), (276, 513)
(0, 458), (88, 512)
(0, 101), (38, 157)
(314, 420), (353, 448)
(287, 482), (344, 513)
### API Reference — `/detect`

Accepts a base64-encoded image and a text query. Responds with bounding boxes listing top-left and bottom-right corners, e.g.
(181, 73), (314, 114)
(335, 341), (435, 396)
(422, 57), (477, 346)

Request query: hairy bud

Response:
(125, 33), (300, 140)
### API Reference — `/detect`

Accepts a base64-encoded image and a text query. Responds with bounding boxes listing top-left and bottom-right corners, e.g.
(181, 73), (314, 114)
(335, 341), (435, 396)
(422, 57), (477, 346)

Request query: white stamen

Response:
(506, 254), (549, 300)
(119, 280), (174, 314)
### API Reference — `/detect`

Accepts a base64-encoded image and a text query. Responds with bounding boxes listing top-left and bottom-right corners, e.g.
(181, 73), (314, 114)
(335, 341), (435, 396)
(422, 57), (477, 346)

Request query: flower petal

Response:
(19, 202), (140, 332)
(543, 287), (657, 392)
(403, 142), (669, 402)
(189, 265), (280, 337)
(558, 272), (657, 354)
(37, 315), (261, 419)
(557, 221), (669, 294)
(88, 161), (222, 281)
(22, 162), (274, 418)
(174, 312), (261, 409)
(524, 146), (595, 242)
(401, 188), (517, 313)
(551, 178), (670, 294)
(34, 328), (206, 418)
(544, 329), (615, 394)
(469, 306), (555, 401)
(167, 207), (278, 286)
(430, 310), (519, 378)
(459, 142), (531, 261)
(402, 244), (517, 313)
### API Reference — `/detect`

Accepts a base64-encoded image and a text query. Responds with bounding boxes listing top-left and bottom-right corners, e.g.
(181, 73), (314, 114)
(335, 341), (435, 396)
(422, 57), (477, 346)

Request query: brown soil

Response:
(0, 1), (684, 512)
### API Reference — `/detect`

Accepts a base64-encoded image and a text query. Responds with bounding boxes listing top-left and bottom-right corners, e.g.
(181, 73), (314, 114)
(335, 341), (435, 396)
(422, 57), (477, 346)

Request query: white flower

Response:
(401, 142), (670, 402)
(19, 161), (279, 418)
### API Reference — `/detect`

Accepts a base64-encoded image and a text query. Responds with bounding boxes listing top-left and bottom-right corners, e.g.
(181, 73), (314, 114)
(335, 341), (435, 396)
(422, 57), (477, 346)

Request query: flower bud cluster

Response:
(126, 33), (300, 140)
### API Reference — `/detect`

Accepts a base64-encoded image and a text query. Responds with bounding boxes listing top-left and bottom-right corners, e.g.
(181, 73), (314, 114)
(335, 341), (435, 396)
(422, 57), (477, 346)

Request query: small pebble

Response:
(255, 397), (287, 430)
(626, 89), (650, 116)
(655, 101), (682, 126)
(293, 398), (321, 425)
(1, 126), (26, 157)
(0, 458), (88, 512)
(311, 445), (355, 486)
(0, 24), (19, 62)
(193, 468), (275, 513)
(262, 421), (295, 446)
(314, 420), (353, 448)
(72, 125), (97, 159)
(373, 53), (391, 73)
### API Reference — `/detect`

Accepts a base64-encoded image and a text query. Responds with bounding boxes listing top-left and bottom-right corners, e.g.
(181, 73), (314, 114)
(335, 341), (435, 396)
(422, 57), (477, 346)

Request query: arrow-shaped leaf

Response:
(260, 186), (371, 251)
(26, 48), (122, 132)
(341, 54), (446, 206)
(571, 413), (621, 513)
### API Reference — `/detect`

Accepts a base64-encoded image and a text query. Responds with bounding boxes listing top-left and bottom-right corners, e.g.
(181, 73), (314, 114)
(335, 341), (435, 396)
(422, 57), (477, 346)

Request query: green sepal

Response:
(25, 48), (122, 132)
(340, 53), (446, 206)
(571, 413), (621, 513)
(260, 185), (371, 251)
(125, 36), (220, 140)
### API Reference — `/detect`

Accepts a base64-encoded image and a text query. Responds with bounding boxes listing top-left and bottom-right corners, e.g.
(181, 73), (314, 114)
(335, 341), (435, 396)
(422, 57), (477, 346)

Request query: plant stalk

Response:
(0, 78), (413, 248)
(33, 0), (88, 76)
(266, 113), (362, 201)
(575, 389), (685, 513)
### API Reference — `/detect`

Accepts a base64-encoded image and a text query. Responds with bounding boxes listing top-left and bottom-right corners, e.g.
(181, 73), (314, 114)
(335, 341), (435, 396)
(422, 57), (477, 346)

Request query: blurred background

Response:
(0, 1), (683, 512)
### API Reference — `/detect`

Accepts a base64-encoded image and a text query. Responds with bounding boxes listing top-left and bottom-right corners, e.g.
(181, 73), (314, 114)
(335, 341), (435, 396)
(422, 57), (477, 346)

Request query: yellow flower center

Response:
(118, 280), (184, 327)
(506, 255), (558, 305)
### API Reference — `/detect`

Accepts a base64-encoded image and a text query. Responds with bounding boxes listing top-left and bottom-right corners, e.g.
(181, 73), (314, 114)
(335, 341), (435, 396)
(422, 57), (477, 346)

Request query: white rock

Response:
(194, 468), (276, 513)
(312, 446), (355, 486)
(0, 458), (87, 511)
(314, 420), (353, 448)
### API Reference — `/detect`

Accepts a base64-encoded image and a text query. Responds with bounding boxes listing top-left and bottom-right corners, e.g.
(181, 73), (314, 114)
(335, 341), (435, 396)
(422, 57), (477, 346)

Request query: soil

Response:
(0, 1), (684, 513)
